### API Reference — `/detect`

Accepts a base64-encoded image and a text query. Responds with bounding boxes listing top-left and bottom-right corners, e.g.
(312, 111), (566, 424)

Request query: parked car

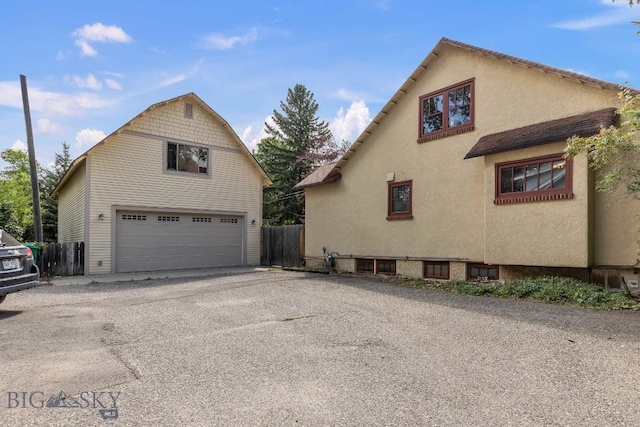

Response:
(0, 228), (40, 305)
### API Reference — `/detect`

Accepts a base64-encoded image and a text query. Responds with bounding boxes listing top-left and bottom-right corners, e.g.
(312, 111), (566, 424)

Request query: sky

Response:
(1, 0), (640, 170)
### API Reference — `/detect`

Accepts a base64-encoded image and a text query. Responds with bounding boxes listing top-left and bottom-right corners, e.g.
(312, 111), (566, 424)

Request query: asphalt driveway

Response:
(1, 270), (639, 426)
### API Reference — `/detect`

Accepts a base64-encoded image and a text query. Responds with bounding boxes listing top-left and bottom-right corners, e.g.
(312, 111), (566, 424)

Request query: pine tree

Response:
(256, 84), (338, 224)
(40, 142), (72, 242)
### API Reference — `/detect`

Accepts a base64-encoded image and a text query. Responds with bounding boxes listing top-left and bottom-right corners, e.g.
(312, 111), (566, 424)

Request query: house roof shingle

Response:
(464, 108), (617, 159)
(293, 162), (341, 190)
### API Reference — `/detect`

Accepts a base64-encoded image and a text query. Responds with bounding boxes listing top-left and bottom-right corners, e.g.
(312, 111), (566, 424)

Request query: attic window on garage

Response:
(166, 142), (209, 175)
(185, 103), (193, 119)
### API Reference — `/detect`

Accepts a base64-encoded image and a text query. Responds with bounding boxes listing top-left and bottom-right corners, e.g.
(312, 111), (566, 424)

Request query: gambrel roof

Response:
(54, 93), (271, 194)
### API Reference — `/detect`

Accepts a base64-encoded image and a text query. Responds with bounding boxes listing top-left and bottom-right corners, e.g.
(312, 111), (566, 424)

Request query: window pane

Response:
(539, 162), (552, 189)
(442, 265), (449, 277)
(167, 143), (177, 170)
(392, 200), (408, 212)
(501, 168), (513, 193)
(178, 144), (199, 173)
(427, 265), (434, 276)
(552, 160), (566, 188)
(488, 268), (497, 280)
(463, 85), (471, 105)
(513, 166), (525, 192)
(423, 113), (442, 133)
(448, 90), (456, 109)
(525, 164), (539, 191)
(198, 149), (208, 174)
(449, 105), (471, 128)
(432, 95), (443, 113)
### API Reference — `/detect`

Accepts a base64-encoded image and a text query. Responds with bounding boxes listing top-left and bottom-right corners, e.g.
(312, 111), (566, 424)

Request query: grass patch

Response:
(397, 276), (640, 310)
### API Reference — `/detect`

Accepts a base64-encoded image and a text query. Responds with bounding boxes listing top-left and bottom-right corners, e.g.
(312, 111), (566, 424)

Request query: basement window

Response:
(356, 259), (374, 273)
(376, 260), (397, 275)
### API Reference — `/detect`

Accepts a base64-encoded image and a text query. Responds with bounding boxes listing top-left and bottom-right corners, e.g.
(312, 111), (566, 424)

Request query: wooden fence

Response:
(261, 225), (304, 267)
(38, 242), (84, 278)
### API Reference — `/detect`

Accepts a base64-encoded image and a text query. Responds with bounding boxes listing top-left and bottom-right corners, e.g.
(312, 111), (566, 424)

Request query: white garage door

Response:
(115, 211), (243, 273)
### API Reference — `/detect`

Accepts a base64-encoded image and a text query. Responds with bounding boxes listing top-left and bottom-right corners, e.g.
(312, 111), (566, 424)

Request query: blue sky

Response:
(1, 0), (640, 169)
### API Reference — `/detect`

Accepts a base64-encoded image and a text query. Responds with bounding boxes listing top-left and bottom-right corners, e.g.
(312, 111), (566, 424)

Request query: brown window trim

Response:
(356, 259), (375, 274)
(418, 79), (475, 142)
(424, 261), (450, 280)
(387, 180), (412, 220)
(376, 260), (397, 275)
(467, 263), (499, 281)
(495, 154), (573, 204)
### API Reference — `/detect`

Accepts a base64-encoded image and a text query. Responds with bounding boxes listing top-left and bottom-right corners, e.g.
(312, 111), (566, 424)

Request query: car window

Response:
(0, 229), (21, 247)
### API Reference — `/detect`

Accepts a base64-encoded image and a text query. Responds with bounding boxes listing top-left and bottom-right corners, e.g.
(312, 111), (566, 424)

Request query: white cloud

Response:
(202, 28), (258, 50)
(157, 74), (186, 88)
(552, 1), (640, 30)
(75, 128), (106, 149)
(72, 23), (132, 56)
(105, 78), (122, 90)
(97, 71), (124, 78)
(11, 139), (27, 151)
(330, 100), (371, 144)
(241, 116), (276, 152)
(74, 39), (98, 56)
(71, 73), (102, 90)
(36, 118), (63, 135)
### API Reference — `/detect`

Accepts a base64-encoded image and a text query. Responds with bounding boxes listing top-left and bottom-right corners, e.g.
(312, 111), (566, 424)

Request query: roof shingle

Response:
(464, 108), (617, 159)
(293, 163), (341, 190)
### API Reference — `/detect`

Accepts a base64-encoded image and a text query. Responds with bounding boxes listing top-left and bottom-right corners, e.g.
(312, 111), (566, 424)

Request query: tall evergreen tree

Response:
(40, 142), (72, 242)
(256, 84), (338, 224)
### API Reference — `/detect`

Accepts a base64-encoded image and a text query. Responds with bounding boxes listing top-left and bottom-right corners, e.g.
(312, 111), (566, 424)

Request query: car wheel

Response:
(0, 295), (6, 305)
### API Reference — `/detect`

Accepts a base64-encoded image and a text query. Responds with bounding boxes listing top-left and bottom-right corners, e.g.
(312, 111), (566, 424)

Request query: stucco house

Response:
(54, 93), (271, 275)
(295, 38), (640, 289)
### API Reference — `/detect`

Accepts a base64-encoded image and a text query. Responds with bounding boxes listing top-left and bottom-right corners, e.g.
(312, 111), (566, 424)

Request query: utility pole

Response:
(20, 75), (43, 242)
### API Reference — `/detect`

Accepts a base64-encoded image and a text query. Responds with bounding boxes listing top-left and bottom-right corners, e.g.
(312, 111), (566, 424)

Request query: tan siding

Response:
(87, 100), (263, 274)
(57, 160), (86, 243)
(305, 45), (633, 274)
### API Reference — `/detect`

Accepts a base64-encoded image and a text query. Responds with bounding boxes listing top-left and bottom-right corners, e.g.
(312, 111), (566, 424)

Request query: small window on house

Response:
(419, 79), (474, 142)
(166, 142), (208, 175)
(185, 103), (193, 119)
(495, 154), (572, 204)
(356, 259), (374, 274)
(467, 263), (499, 281)
(387, 180), (412, 220)
(424, 261), (450, 279)
(376, 260), (396, 275)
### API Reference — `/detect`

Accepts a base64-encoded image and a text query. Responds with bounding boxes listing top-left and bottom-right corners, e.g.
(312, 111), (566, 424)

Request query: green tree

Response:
(40, 142), (72, 242)
(0, 149), (36, 240)
(256, 84), (338, 224)
(566, 88), (640, 199)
